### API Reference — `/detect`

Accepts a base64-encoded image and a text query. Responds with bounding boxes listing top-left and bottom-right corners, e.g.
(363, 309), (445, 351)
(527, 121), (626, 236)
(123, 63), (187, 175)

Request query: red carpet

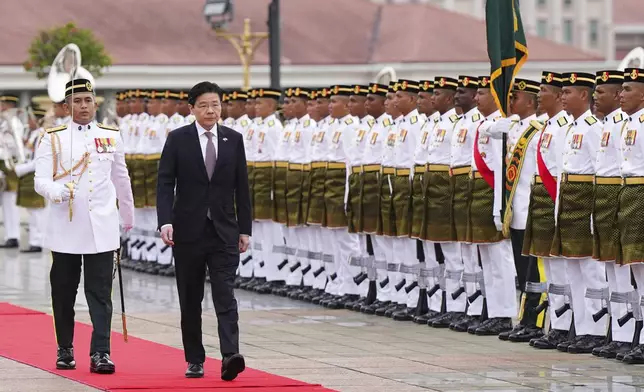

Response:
(0, 303), (336, 391)
(0, 302), (45, 315)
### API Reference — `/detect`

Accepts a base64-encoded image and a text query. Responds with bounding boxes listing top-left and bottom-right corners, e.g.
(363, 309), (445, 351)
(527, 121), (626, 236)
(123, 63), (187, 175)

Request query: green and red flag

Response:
(485, 0), (528, 117)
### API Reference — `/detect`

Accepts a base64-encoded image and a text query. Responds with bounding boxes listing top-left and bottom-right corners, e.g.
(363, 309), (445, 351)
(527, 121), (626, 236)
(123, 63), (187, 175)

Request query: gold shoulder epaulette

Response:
(529, 119), (545, 131)
(97, 123), (119, 132)
(584, 115), (598, 126)
(639, 114), (644, 123)
(449, 114), (460, 123)
(557, 116), (568, 127)
(472, 113), (481, 122)
(268, 119), (275, 127)
(304, 119), (311, 127)
(613, 112), (625, 124)
(46, 124), (67, 133)
(344, 117), (354, 125)
(383, 118), (392, 127)
(367, 118), (375, 128)
(410, 115), (418, 124)
(241, 119), (249, 127)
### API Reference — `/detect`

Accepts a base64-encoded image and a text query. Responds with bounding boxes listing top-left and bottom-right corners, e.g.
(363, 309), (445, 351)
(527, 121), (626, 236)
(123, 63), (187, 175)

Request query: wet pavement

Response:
(2, 241), (644, 391)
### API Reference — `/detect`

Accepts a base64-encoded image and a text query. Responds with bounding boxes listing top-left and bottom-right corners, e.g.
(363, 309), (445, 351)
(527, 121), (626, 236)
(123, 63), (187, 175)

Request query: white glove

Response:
(494, 215), (502, 232)
(51, 184), (72, 203)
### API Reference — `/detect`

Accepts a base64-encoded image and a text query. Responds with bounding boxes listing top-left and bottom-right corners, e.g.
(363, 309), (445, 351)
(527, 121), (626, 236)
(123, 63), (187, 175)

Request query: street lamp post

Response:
(214, 18), (268, 91)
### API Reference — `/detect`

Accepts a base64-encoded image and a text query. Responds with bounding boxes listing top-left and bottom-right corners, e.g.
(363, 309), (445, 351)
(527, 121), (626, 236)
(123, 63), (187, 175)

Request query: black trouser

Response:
(50, 251), (114, 355)
(173, 219), (240, 364)
(510, 229), (542, 326)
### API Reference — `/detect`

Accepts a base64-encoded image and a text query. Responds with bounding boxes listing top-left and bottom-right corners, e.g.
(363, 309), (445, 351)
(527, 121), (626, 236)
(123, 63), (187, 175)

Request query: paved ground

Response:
(2, 242), (644, 392)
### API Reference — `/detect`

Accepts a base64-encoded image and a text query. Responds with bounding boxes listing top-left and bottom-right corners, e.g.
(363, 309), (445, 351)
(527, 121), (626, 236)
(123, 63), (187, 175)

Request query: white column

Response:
(549, 0), (563, 44)
(603, 0), (615, 61)
(576, 0), (589, 51)
(521, 0), (538, 37)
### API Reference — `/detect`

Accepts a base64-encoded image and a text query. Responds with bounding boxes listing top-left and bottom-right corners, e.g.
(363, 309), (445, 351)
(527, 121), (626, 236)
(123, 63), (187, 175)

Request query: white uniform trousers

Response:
(285, 226), (310, 286)
(463, 243), (483, 316)
(441, 242), (467, 312)
(330, 228), (362, 296)
(2, 191), (20, 241)
(129, 209), (146, 261)
(237, 221), (254, 277)
(543, 257), (573, 331)
(308, 226), (327, 290)
(256, 221), (287, 282)
(394, 237), (419, 308)
(605, 261), (635, 343)
(251, 221), (267, 279)
(143, 208), (158, 263)
(357, 234), (371, 297)
(630, 264), (644, 344)
(422, 240), (443, 313)
(372, 235), (394, 302)
(566, 258), (608, 336)
(26, 208), (45, 247)
(388, 237), (407, 305)
(479, 240), (517, 318)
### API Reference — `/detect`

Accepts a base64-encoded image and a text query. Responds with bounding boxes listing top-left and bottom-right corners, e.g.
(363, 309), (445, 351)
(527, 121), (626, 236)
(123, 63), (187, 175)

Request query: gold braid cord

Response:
(50, 133), (90, 221)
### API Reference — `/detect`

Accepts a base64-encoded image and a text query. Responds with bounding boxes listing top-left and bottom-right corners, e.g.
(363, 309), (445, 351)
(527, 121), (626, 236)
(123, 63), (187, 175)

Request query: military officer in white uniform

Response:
(34, 79), (134, 374)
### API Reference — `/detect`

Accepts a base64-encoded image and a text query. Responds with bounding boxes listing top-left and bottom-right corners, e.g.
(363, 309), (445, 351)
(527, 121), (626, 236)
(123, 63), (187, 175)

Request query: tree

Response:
(23, 22), (112, 79)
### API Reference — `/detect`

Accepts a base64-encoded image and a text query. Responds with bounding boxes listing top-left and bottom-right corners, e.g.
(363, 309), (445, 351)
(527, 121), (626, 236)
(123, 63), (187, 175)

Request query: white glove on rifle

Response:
(494, 215), (502, 232)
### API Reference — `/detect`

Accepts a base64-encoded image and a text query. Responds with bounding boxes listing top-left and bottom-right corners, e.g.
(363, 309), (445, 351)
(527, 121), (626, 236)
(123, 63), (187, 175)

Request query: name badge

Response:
(94, 138), (115, 153)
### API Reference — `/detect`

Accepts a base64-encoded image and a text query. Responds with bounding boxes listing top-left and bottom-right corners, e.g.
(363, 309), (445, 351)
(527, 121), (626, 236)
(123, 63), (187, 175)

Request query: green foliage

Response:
(24, 22), (112, 79)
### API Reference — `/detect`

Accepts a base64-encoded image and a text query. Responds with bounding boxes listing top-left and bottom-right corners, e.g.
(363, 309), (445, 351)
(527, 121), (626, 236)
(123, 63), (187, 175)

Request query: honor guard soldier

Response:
(14, 104), (48, 252)
(0, 93), (25, 248)
(435, 76), (481, 330)
(319, 85), (362, 309)
(249, 89), (285, 294)
(417, 77), (460, 325)
(284, 88), (317, 297)
(306, 88), (336, 303)
(344, 84), (374, 309)
(590, 70), (634, 358)
(526, 72), (574, 350)
(495, 79), (547, 342)
(550, 72), (606, 354)
(385, 80), (425, 320)
(460, 76), (515, 336)
(34, 78), (135, 373)
(358, 83), (393, 313)
(374, 81), (406, 316)
(615, 67), (644, 364)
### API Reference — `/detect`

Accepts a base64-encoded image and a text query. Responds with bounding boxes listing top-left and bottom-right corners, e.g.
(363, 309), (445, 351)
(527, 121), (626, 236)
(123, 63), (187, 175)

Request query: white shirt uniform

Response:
(450, 107), (482, 169)
(471, 110), (503, 218)
(34, 120), (135, 254)
(362, 113), (393, 166)
(596, 108), (626, 177)
(539, 110), (573, 178)
(561, 110), (602, 176)
(348, 115), (375, 168)
(394, 109), (425, 171)
(253, 114), (282, 164)
(620, 108), (644, 177)
(289, 114), (316, 165)
(426, 108), (458, 165)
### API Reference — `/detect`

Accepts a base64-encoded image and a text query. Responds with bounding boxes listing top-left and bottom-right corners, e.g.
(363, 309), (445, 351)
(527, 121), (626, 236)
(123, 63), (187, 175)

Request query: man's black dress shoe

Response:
(221, 354), (245, 381)
(593, 341), (632, 359)
(499, 324), (524, 341)
(20, 245), (42, 253)
(567, 335), (607, 354)
(475, 317), (513, 336)
(90, 352), (115, 374)
(0, 238), (18, 248)
(532, 329), (569, 349)
(508, 325), (543, 343)
(622, 344), (644, 364)
(56, 347), (75, 370)
(185, 362), (204, 378)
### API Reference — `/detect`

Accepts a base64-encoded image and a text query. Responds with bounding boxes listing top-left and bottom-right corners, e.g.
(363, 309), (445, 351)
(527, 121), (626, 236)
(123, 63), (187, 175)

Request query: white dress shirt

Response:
(195, 121), (219, 162)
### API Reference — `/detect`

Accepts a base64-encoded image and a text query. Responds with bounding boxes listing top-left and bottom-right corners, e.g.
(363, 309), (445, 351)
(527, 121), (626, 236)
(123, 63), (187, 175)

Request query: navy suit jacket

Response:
(156, 122), (251, 246)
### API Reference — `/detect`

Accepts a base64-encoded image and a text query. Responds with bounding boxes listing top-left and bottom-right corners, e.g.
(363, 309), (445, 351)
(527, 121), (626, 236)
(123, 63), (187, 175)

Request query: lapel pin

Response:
(223, 137), (228, 142)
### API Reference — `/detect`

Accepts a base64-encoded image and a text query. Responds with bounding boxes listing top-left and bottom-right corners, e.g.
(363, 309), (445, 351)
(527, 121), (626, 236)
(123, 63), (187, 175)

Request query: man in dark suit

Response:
(157, 81), (251, 380)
